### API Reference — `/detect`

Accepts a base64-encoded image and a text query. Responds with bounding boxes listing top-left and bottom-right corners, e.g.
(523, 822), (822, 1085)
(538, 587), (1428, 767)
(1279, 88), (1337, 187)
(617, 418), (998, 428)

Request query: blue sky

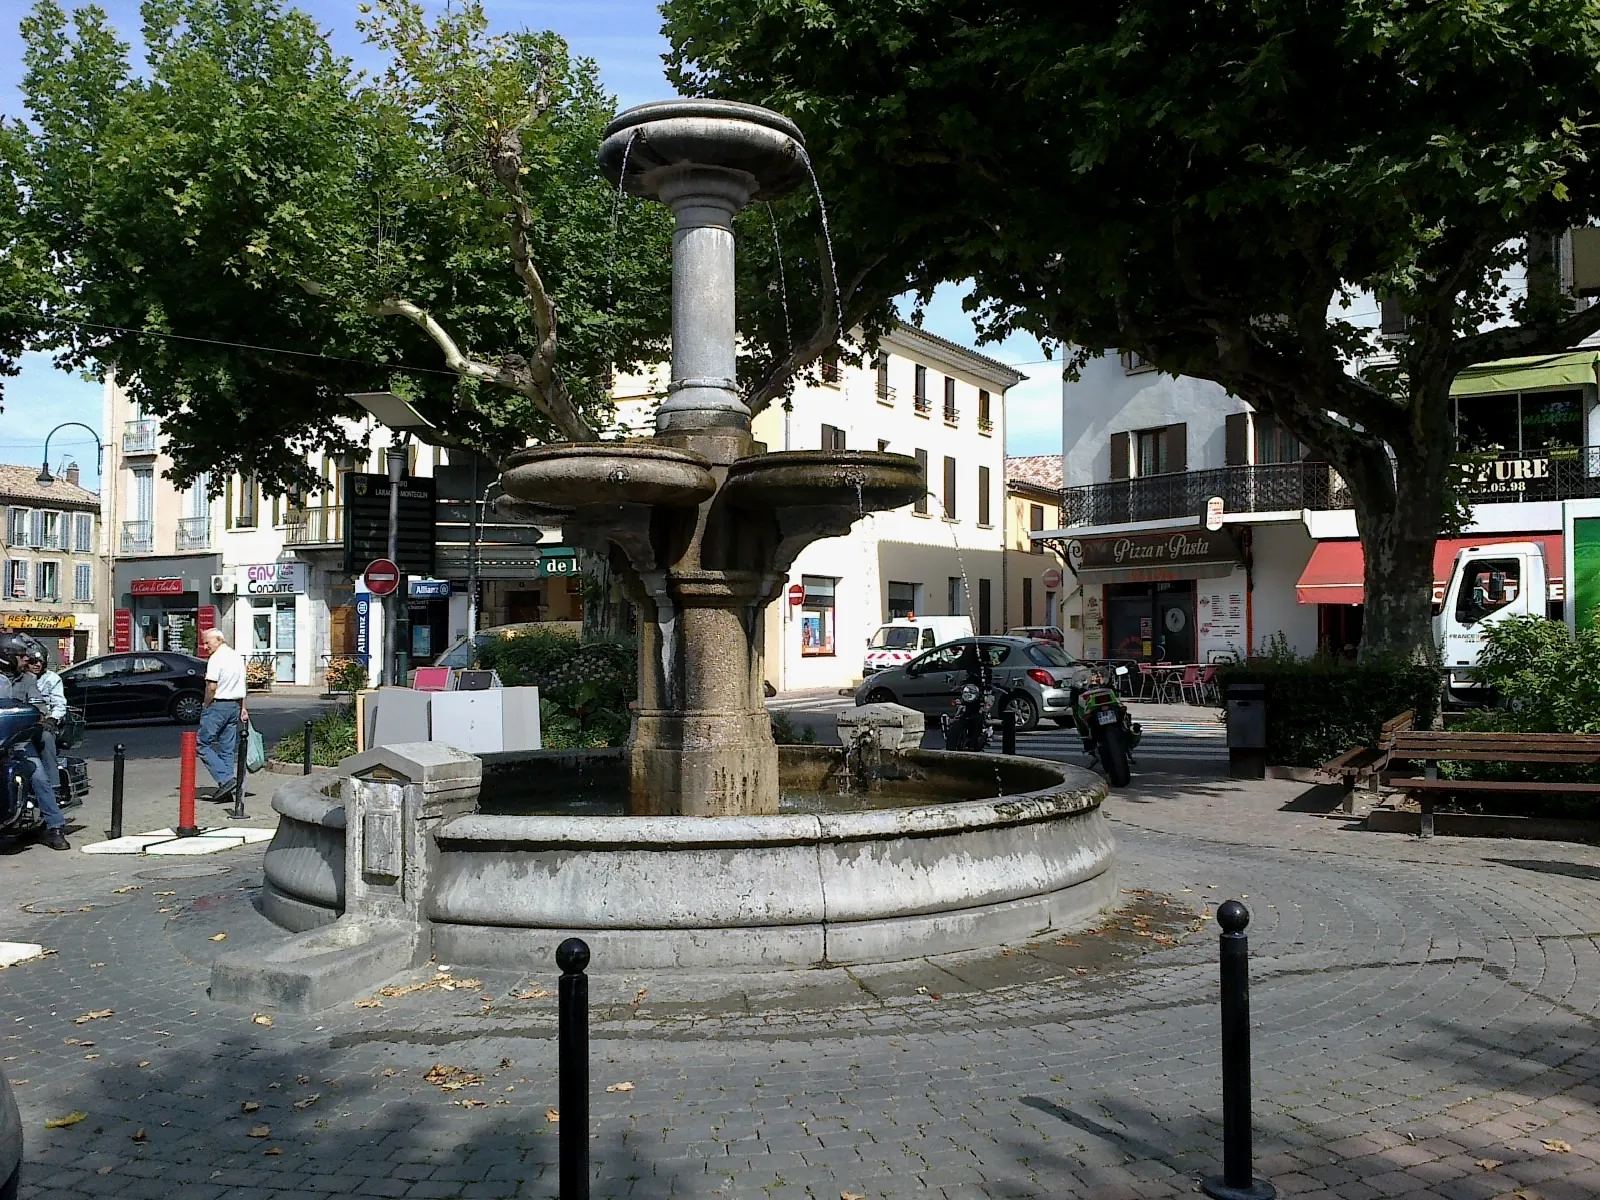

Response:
(0, 0), (1059, 488)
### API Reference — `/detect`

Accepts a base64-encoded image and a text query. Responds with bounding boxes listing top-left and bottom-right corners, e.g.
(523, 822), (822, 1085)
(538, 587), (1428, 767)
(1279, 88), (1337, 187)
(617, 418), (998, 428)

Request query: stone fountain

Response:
(215, 101), (1115, 1007)
(503, 100), (925, 818)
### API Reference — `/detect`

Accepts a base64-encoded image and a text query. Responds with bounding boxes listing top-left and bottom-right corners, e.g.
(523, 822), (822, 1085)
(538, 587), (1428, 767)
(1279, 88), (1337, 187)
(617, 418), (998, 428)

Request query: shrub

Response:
(1468, 616), (1600, 733)
(271, 704), (359, 766)
(475, 630), (637, 749)
(1216, 654), (1440, 767)
(770, 710), (818, 745)
(324, 656), (368, 695)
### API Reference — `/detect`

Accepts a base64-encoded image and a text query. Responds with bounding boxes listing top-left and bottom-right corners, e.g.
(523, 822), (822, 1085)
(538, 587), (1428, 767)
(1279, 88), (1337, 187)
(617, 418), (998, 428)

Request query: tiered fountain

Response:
(219, 102), (1114, 1007)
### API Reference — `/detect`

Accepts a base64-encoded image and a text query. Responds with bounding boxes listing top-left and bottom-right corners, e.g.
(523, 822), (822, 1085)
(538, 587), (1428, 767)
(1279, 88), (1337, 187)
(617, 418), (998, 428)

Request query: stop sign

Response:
(787, 583), (805, 606)
(1042, 568), (1063, 589)
(364, 558), (402, 596)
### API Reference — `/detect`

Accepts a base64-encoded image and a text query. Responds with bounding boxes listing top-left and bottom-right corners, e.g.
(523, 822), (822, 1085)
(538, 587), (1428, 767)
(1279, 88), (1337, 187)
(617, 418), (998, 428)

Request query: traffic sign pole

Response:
(386, 450), (404, 686)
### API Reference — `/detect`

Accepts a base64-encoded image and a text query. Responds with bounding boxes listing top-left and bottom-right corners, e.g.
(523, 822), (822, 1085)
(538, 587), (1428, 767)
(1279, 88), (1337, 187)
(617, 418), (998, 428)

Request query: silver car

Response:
(854, 636), (1090, 732)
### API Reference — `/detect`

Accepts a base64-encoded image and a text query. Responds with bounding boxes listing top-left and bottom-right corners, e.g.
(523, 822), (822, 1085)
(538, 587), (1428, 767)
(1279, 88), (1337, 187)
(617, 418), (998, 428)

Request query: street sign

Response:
(787, 583), (805, 606)
(1204, 495), (1225, 532)
(364, 558), (402, 596)
(343, 472), (437, 575)
(1042, 568), (1063, 590)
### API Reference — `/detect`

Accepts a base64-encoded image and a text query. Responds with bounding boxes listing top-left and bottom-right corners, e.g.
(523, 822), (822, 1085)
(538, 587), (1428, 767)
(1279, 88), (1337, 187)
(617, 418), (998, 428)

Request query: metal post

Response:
(1001, 706), (1017, 756)
(1203, 901), (1276, 1200)
(176, 731), (199, 837)
(557, 937), (591, 1200)
(109, 744), (125, 840)
(386, 448), (404, 687)
(467, 477), (502, 644)
(231, 718), (248, 820)
(303, 719), (315, 775)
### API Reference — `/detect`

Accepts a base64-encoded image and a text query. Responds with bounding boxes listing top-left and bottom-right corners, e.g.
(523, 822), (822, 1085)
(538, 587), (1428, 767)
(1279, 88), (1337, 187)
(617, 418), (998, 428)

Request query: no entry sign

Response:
(364, 558), (402, 596)
(787, 583), (805, 607)
(1042, 568), (1063, 590)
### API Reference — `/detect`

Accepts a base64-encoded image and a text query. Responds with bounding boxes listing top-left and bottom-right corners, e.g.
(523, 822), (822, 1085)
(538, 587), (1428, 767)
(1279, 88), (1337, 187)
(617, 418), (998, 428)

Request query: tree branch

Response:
(1451, 298), (1600, 369)
(746, 254), (885, 418)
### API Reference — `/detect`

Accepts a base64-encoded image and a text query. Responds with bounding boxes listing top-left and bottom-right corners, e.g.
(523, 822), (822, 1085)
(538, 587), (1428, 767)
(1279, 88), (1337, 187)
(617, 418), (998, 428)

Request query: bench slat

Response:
(1383, 776), (1600, 795)
(1389, 751), (1600, 764)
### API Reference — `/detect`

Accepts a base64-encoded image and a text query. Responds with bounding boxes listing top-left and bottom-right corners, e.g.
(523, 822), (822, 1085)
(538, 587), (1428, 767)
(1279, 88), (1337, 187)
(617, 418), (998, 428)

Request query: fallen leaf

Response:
(632, 988), (648, 1006)
(136, 1060), (150, 1069)
(423, 1064), (483, 1092)
(209, 933), (228, 942)
(153, 890), (175, 897)
(97, 1166), (113, 1175)
(295, 1075), (309, 1085)
(294, 1094), (320, 1111)
(843, 1193), (867, 1200)
(240, 1101), (260, 1114)
(605, 1081), (635, 1093)
(458, 1099), (488, 1109)
(74, 1010), (113, 1024)
(1475, 1159), (1503, 1171)
(44, 1111), (87, 1128)
(130, 1128), (146, 1142)
(262, 1147), (283, 1156)
(498, 1058), (513, 1070)
(1542, 1139), (1572, 1153)
(84, 1053), (99, 1060)
(62, 1038), (92, 1047)
(251, 1014), (273, 1027)
(545, 1108), (559, 1123)
(380, 1068), (396, 1078)
(89, 963), (104, 968)
(512, 987), (551, 1000)
(247, 1125), (272, 1138)
(353, 997), (383, 1009)
(112, 885), (142, 894)
(156, 908), (173, 914)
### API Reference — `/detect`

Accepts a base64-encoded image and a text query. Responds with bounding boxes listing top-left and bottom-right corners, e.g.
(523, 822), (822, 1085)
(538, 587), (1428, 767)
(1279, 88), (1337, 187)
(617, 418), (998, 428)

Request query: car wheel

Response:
(0, 1163), (17, 1200)
(1004, 691), (1040, 732)
(866, 688), (896, 705)
(170, 693), (203, 724)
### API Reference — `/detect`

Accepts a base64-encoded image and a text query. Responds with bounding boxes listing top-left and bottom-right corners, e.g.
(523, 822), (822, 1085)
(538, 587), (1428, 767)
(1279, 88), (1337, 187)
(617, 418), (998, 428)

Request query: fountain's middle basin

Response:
(261, 746), (1115, 971)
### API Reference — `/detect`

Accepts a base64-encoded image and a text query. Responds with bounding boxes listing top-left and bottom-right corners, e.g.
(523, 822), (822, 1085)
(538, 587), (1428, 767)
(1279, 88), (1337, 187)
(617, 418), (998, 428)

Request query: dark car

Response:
(854, 636), (1090, 731)
(1, 1064), (19, 1199)
(60, 652), (207, 725)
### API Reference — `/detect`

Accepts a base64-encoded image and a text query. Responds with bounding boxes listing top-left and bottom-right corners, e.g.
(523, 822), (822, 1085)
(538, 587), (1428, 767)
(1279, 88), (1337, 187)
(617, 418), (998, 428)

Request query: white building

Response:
(1050, 348), (1600, 662)
(616, 323), (1023, 690)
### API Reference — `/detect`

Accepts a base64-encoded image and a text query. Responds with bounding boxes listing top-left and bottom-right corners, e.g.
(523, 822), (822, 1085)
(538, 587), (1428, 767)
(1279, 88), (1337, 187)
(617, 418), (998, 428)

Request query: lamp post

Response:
(467, 476), (504, 643)
(36, 422), (105, 486)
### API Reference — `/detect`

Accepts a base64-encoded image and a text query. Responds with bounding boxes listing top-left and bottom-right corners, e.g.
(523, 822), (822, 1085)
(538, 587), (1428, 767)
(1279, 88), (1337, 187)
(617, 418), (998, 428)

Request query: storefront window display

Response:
(800, 575), (837, 657)
(251, 597), (296, 683)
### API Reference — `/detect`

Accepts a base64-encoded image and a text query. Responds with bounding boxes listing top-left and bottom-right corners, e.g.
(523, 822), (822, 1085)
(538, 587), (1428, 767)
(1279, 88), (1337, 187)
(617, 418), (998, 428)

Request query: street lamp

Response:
(36, 422), (105, 485)
(467, 476), (504, 642)
(345, 391), (436, 436)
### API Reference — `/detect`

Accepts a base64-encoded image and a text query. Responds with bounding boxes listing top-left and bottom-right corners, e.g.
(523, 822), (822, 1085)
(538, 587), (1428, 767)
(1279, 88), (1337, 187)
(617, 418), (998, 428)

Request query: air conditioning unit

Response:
(210, 574), (237, 594)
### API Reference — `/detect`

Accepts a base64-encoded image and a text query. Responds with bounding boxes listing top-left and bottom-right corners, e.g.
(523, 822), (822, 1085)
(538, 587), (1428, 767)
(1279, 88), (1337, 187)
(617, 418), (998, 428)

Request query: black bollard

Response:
(231, 719), (248, 820)
(1203, 901), (1276, 1200)
(1000, 706), (1017, 756)
(557, 937), (591, 1200)
(303, 719), (315, 776)
(109, 744), (126, 840)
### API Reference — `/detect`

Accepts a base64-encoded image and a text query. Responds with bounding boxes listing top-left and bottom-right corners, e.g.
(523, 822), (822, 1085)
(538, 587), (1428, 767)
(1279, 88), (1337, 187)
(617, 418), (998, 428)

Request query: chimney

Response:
(65, 464), (80, 486)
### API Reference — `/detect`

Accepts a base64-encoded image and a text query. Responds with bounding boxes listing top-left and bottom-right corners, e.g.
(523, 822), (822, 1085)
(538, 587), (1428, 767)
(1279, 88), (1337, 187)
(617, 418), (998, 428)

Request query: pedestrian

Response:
(22, 644), (67, 811)
(197, 628), (247, 802)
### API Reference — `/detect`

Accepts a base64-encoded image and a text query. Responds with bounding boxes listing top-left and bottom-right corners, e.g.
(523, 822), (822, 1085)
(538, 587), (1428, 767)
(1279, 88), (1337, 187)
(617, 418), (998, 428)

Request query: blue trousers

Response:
(197, 701), (241, 788)
(24, 737), (63, 831)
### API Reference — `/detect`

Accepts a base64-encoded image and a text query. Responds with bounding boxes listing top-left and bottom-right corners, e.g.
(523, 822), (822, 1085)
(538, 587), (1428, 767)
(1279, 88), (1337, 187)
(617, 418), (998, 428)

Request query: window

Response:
(29, 510), (44, 548)
(133, 656), (167, 674)
(943, 376), (958, 423)
(911, 642), (967, 674)
(5, 559), (27, 599)
(73, 562), (92, 601)
(1454, 557), (1521, 625)
(1253, 414), (1302, 465)
(72, 656), (130, 681)
(40, 511), (60, 550)
(187, 474), (210, 519)
(1022, 576), (1034, 626)
(1029, 503), (1045, 553)
(1027, 643), (1077, 667)
(1136, 428), (1172, 476)
(5, 508), (27, 547)
(877, 439), (890, 453)
(942, 456), (957, 518)
(1456, 389), (1585, 454)
(73, 513), (93, 553)
(978, 466), (991, 526)
(913, 449), (929, 514)
(35, 560), (58, 601)
(821, 423), (847, 451)
(132, 467), (154, 522)
(914, 364), (930, 413)
(820, 350), (840, 385)
(887, 581), (919, 619)
(948, 576), (965, 616)
(978, 578), (992, 634)
(978, 389), (992, 432)
(800, 575), (837, 657)
(875, 352), (892, 400)
(1120, 350), (1157, 374)
(231, 474), (259, 528)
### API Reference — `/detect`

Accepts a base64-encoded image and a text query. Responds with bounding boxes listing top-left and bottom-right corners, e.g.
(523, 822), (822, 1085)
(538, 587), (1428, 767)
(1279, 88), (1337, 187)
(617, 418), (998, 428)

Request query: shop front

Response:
(407, 577), (452, 661)
(240, 563), (307, 684)
(113, 556), (222, 656)
(1070, 529), (1248, 663)
(1, 613), (87, 666)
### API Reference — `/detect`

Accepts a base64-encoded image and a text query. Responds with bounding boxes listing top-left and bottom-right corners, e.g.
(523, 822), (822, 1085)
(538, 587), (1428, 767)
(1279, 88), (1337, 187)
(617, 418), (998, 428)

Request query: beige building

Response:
(1, 463), (102, 664)
(1003, 455), (1070, 642)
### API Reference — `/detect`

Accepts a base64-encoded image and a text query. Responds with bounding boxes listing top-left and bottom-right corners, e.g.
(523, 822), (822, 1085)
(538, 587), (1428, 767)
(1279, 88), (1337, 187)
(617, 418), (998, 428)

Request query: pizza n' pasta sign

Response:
(1074, 530), (1240, 570)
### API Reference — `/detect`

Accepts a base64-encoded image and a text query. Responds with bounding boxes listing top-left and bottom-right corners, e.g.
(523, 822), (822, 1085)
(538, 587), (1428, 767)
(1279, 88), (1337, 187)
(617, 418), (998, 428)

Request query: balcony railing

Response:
(876, 383), (896, 404)
(978, 415), (994, 434)
(913, 394), (931, 414)
(175, 516), (211, 551)
(120, 520), (153, 554)
(285, 505), (343, 547)
(122, 420), (158, 455)
(944, 402), (960, 424)
(1455, 446), (1600, 504)
(1061, 462), (1352, 528)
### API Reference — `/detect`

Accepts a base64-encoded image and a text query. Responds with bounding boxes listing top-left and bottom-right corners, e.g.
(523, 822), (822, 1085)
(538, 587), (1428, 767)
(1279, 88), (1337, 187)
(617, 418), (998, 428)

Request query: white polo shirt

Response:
(205, 643), (248, 700)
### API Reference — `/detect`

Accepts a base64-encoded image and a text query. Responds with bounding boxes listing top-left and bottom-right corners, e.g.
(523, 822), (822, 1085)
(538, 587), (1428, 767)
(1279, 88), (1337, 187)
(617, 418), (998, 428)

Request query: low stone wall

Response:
(261, 774), (345, 932)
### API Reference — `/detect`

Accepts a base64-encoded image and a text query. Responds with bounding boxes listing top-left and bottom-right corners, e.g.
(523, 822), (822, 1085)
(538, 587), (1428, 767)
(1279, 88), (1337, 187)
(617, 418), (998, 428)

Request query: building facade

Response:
(0, 464), (102, 663)
(1003, 456), (1070, 643)
(615, 323), (1023, 691)
(1050, 347), (1600, 662)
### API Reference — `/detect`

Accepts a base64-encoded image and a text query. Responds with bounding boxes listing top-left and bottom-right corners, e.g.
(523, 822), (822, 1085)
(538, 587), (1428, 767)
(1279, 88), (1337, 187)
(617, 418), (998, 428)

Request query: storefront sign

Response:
(2, 613), (76, 631)
(242, 563), (306, 595)
(1204, 496), (1226, 531)
(113, 608), (133, 652)
(1075, 530), (1238, 570)
(409, 578), (451, 600)
(131, 577), (184, 596)
(1459, 455), (1552, 497)
(355, 596), (370, 658)
(540, 555), (581, 577)
(197, 605), (218, 658)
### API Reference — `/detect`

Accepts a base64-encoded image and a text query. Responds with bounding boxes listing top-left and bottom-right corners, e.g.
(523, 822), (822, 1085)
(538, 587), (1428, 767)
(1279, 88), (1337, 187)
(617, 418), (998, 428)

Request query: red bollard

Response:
(177, 730), (200, 837)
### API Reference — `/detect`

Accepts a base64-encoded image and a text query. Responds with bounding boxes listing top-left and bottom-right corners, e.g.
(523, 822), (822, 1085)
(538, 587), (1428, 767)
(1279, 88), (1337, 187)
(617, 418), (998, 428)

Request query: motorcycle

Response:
(1, 700), (90, 838)
(1073, 666), (1141, 787)
(941, 677), (1002, 752)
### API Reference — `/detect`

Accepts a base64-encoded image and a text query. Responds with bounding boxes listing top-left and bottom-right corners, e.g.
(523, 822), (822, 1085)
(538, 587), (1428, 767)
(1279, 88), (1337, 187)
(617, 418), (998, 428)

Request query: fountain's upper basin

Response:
(599, 98), (810, 201)
(500, 442), (717, 510)
(721, 449), (927, 513)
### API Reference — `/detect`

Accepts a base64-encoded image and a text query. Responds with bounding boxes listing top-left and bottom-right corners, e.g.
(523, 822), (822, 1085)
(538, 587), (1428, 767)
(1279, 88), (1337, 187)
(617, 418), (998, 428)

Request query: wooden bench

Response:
(1381, 731), (1600, 836)
(1318, 709), (1415, 813)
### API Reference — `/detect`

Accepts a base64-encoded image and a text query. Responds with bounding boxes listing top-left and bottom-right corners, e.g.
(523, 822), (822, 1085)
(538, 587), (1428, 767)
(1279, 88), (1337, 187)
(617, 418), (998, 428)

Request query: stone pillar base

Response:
(630, 710), (780, 816)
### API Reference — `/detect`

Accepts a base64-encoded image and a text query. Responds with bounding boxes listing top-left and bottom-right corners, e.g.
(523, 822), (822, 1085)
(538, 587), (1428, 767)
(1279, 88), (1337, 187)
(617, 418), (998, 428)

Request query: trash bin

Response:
(1225, 682), (1267, 779)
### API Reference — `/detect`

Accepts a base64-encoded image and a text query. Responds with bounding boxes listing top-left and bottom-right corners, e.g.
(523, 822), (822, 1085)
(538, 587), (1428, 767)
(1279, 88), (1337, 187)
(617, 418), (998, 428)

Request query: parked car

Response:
(854, 636), (1090, 731)
(1, 1064), (21, 1199)
(1006, 625), (1066, 646)
(59, 652), (207, 725)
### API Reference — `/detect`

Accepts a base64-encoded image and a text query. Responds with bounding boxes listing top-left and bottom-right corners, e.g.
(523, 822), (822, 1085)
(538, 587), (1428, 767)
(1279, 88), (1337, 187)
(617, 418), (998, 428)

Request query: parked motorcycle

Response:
(941, 678), (1001, 752)
(1073, 666), (1141, 787)
(1, 700), (90, 838)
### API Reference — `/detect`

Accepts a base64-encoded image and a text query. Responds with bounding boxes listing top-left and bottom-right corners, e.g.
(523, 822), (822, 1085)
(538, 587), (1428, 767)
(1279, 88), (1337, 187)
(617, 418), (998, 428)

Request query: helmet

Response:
(0, 633), (33, 677)
(20, 642), (45, 667)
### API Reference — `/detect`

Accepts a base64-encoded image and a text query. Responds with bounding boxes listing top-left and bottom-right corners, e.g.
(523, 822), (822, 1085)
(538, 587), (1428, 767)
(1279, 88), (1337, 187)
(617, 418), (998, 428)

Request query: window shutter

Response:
(978, 465), (991, 525)
(29, 510), (44, 547)
(943, 455), (957, 519)
(1225, 413), (1250, 466)
(1379, 294), (1408, 337)
(1109, 432), (1131, 480)
(914, 449), (928, 514)
(1165, 423), (1188, 474)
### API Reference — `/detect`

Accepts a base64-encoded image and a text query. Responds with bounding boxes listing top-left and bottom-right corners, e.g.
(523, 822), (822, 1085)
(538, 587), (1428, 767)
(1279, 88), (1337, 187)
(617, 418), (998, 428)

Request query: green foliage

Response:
(1217, 656), (1440, 768)
(769, 709), (818, 745)
(1468, 616), (1600, 734)
(473, 628), (635, 749)
(5, 0), (673, 489)
(323, 656), (368, 696)
(270, 703), (358, 766)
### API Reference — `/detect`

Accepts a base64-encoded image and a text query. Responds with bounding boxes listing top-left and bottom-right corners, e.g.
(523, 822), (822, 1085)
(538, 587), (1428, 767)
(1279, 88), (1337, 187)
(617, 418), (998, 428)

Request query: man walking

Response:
(197, 628), (247, 802)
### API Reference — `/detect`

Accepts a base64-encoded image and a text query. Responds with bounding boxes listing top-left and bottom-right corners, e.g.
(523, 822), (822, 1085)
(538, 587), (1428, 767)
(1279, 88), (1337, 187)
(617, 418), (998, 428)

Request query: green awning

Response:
(1451, 350), (1600, 396)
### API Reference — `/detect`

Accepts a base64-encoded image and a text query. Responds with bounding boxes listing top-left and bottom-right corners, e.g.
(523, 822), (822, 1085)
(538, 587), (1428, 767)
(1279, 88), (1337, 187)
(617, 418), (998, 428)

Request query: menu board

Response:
(1082, 593), (1104, 659)
(1197, 584), (1246, 662)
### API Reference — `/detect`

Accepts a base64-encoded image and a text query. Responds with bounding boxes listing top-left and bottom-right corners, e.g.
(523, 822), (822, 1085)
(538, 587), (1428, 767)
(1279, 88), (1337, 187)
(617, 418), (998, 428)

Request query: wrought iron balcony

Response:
(285, 505), (343, 547)
(913, 394), (931, 414)
(122, 420), (158, 455)
(944, 402), (960, 425)
(876, 383), (896, 404)
(978, 416), (994, 434)
(175, 517), (211, 551)
(1060, 462), (1352, 528)
(120, 520), (153, 554)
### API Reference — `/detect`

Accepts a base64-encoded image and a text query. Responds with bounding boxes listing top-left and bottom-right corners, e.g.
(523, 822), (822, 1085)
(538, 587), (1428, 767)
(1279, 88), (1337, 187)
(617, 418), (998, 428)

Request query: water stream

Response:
(926, 488), (976, 618)
(765, 202), (794, 353)
(796, 150), (844, 326)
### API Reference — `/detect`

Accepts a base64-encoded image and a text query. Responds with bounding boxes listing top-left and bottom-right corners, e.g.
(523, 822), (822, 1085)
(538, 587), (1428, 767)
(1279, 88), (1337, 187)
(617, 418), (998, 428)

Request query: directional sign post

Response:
(364, 558), (401, 596)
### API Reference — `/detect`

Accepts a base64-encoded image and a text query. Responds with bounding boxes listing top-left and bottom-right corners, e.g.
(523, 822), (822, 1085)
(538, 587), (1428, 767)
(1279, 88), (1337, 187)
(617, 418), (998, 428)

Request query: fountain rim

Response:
(602, 98), (805, 146)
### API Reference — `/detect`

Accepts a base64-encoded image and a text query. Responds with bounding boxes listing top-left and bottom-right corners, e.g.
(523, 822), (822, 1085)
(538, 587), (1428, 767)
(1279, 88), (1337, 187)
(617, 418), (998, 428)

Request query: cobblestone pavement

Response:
(4, 778), (1600, 1199)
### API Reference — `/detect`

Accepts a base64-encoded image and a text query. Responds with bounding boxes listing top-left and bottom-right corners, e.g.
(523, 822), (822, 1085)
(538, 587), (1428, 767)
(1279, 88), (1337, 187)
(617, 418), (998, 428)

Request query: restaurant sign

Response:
(1072, 530), (1241, 572)
(3, 613), (77, 631)
(130, 577), (185, 596)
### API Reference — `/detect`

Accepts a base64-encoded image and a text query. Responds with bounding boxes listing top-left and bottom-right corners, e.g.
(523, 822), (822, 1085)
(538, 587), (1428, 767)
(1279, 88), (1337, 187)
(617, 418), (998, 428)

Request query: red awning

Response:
(1294, 535), (1564, 606)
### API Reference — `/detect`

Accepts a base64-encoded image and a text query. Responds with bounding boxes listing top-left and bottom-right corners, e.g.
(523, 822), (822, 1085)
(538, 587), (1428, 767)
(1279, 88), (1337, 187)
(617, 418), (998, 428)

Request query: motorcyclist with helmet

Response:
(0, 633), (68, 849)
(22, 644), (68, 811)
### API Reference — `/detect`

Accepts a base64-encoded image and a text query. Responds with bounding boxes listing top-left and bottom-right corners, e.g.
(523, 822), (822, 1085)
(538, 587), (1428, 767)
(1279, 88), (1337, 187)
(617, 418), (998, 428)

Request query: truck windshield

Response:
(870, 627), (921, 649)
(1454, 557), (1521, 624)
